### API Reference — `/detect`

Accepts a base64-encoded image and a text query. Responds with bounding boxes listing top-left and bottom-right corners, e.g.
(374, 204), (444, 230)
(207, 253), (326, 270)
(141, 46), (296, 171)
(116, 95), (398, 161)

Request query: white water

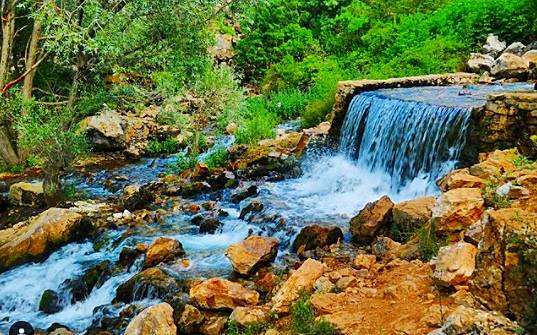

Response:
(2, 84), (528, 332)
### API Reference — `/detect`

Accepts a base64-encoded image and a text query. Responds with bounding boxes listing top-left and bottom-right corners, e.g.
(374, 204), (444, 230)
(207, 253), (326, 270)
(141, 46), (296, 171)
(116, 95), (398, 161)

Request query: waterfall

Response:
(339, 92), (472, 190)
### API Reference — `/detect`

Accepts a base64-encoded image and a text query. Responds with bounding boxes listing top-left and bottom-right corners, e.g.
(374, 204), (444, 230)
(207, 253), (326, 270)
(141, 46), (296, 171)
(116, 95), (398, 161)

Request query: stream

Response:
(0, 82), (533, 333)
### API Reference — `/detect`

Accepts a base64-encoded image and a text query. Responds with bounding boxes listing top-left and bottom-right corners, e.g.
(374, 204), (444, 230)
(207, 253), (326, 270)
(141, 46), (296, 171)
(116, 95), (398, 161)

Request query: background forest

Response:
(0, 0), (536, 199)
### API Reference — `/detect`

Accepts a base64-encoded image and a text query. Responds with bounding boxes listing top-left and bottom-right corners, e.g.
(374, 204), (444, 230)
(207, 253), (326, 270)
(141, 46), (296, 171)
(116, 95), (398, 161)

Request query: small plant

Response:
(235, 98), (278, 144)
(290, 292), (337, 335)
(168, 152), (198, 173)
(63, 183), (88, 201)
(513, 155), (537, 170)
(225, 320), (271, 335)
(147, 137), (180, 155)
(481, 181), (511, 209)
(417, 225), (442, 261)
(203, 147), (229, 169)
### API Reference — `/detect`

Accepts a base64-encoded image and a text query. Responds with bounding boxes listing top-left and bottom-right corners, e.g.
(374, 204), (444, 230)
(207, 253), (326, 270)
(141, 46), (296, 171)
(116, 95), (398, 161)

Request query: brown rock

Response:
(124, 303), (176, 335)
(225, 236), (279, 275)
(200, 316), (227, 335)
(392, 197), (436, 240)
(144, 237), (185, 268)
(491, 53), (530, 79)
(352, 254), (376, 271)
(467, 53), (495, 73)
(230, 306), (270, 326)
(350, 195), (394, 243)
(432, 242), (477, 287)
(437, 169), (487, 192)
(272, 258), (325, 312)
(8, 181), (45, 207)
(81, 110), (126, 151)
(115, 267), (180, 303)
(431, 188), (485, 234)
(292, 225), (343, 252)
(471, 208), (537, 325)
(0, 208), (88, 272)
(178, 304), (204, 334)
(190, 278), (259, 310)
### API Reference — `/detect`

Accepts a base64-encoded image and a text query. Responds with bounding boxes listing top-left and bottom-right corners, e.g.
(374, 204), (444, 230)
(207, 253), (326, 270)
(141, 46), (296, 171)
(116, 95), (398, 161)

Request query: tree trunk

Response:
(22, 16), (43, 100)
(0, 0), (16, 87)
(43, 167), (63, 206)
(0, 125), (20, 165)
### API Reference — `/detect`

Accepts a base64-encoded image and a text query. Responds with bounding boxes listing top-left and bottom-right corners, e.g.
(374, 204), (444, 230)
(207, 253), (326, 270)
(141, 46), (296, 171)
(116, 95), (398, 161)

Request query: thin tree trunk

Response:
(0, 0), (16, 87)
(0, 125), (20, 165)
(22, 16), (43, 100)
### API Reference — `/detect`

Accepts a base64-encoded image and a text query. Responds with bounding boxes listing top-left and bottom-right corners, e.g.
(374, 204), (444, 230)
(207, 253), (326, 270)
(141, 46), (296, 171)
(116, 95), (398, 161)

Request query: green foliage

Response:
(417, 225), (442, 261)
(147, 138), (180, 155)
(203, 147), (229, 169)
(63, 183), (88, 201)
(513, 155), (537, 170)
(482, 182), (511, 209)
(225, 320), (270, 335)
(266, 89), (311, 120)
(290, 292), (337, 335)
(168, 152), (198, 173)
(235, 98), (278, 145)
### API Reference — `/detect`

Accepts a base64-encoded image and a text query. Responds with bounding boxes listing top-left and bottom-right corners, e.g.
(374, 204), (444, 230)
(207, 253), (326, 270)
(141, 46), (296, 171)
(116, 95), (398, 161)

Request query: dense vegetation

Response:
(0, 0), (535, 203)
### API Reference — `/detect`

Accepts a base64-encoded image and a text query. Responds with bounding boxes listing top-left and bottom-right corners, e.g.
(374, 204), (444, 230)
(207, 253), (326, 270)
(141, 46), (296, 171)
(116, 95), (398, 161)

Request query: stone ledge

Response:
(328, 73), (479, 137)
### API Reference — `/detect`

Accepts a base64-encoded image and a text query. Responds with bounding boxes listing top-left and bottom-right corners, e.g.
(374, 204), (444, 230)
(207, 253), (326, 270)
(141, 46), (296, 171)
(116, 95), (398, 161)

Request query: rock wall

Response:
(328, 72), (479, 138)
(468, 92), (537, 161)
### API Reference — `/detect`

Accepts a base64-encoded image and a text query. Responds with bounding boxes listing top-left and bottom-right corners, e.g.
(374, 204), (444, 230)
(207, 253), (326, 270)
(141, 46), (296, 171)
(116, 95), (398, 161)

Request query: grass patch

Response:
(290, 292), (338, 335)
(513, 155), (537, 170)
(417, 225), (442, 261)
(147, 137), (181, 155)
(482, 181), (511, 209)
(235, 98), (278, 145)
(203, 147), (229, 169)
(168, 152), (198, 173)
(226, 321), (270, 335)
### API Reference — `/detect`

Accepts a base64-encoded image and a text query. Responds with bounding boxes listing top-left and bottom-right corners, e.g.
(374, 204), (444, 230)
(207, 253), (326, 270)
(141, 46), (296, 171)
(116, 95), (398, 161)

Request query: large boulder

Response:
(470, 209), (537, 326)
(81, 110), (126, 151)
(437, 169), (487, 192)
(39, 289), (61, 314)
(350, 195), (394, 244)
(467, 53), (495, 73)
(144, 237), (185, 268)
(432, 242), (477, 287)
(124, 303), (176, 335)
(292, 225), (343, 252)
(225, 236), (279, 275)
(481, 34), (506, 58)
(522, 50), (537, 67)
(0, 208), (90, 272)
(491, 53), (530, 79)
(391, 197), (435, 241)
(64, 260), (113, 302)
(189, 278), (259, 310)
(115, 268), (181, 303)
(431, 188), (485, 235)
(9, 181), (45, 207)
(272, 258), (326, 313)
(428, 306), (520, 335)
(503, 42), (527, 56)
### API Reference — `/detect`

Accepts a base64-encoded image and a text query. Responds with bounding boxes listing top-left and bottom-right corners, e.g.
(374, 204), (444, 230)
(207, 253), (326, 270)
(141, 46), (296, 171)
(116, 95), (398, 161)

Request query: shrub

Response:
(266, 89), (311, 120)
(235, 98), (278, 144)
(168, 152), (198, 173)
(147, 138), (180, 155)
(203, 147), (229, 169)
(417, 225), (442, 261)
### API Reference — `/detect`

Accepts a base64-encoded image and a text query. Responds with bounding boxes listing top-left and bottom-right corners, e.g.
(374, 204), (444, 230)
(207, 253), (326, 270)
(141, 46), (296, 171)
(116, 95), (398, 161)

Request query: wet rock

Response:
(272, 258), (326, 313)
(115, 268), (181, 303)
(292, 225), (343, 252)
(198, 217), (223, 234)
(39, 289), (61, 314)
(49, 328), (74, 335)
(239, 200), (264, 220)
(437, 169), (487, 192)
(81, 110), (126, 151)
(428, 306), (520, 335)
(350, 195), (394, 244)
(230, 306), (270, 327)
(470, 208), (537, 325)
(0, 208), (90, 273)
(226, 236), (279, 275)
(9, 181), (45, 207)
(0, 193), (8, 213)
(391, 197), (435, 241)
(144, 237), (185, 268)
(231, 185), (258, 204)
(189, 278), (259, 310)
(177, 304), (204, 335)
(491, 53), (530, 79)
(119, 247), (145, 269)
(481, 34), (506, 58)
(432, 242), (477, 287)
(120, 184), (154, 211)
(467, 53), (495, 73)
(124, 303), (176, 335)
(503, 42), (527, 56)
(431, 188), (485, 235)
(65, 260), (113, 302)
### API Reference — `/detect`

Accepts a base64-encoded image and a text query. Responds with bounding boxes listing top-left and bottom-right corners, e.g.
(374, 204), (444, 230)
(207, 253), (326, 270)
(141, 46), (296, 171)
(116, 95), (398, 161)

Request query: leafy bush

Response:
(168, 152), (198, 173)
(235, 98), (278, 144)
(266, 89), (311, 120)
(203, 147), (229, 169)
(417, 225), (442, 261)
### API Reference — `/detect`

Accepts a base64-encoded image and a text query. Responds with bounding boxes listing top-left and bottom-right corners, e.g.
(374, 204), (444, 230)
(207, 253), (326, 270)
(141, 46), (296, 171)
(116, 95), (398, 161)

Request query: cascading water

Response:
(339, 92), (472, 191)
(0, 83), (533, 333)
